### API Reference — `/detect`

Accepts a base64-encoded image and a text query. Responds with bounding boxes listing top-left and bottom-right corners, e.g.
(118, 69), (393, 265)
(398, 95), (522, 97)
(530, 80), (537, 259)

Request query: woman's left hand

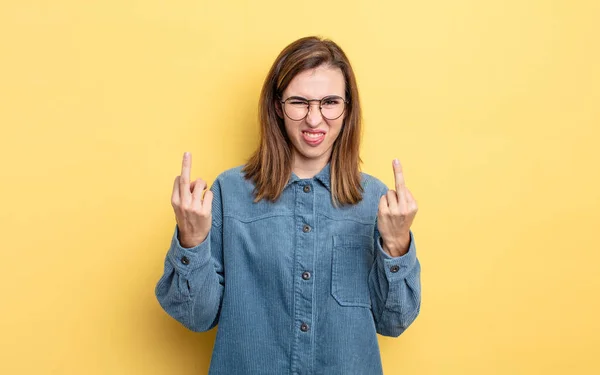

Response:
(377, 159), (419, 257)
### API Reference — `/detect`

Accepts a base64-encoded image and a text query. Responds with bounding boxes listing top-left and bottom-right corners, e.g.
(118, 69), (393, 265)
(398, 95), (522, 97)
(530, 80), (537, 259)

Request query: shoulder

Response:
(213, 165), (251, 184)
(212, 165), (256, 194)
(360, 171), (389, 197)
(215, 165), (246, 182)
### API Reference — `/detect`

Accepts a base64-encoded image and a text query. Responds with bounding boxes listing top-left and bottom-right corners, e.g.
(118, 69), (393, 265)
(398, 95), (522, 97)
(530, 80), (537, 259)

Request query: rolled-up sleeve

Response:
(369, 229), (422, 337)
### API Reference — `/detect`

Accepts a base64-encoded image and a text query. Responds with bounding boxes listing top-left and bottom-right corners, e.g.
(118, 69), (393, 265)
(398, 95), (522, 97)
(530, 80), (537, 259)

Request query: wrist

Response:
(179, 233), (207, 248)
(382, 233), (410, 257)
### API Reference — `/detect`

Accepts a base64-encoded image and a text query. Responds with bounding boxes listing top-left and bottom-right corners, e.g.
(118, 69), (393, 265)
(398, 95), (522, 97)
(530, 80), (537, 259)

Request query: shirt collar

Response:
(314, 163), (332, 191)
(285, 163), (332, 192)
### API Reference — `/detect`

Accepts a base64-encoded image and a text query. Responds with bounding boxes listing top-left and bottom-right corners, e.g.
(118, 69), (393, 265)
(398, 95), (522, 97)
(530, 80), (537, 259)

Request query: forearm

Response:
(370, 231), (422, 337)
(155, 225), (224, 332)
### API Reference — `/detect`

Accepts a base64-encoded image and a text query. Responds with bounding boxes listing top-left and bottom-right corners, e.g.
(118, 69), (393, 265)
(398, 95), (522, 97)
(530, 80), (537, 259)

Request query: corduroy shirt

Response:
(155, 163), (421, 375)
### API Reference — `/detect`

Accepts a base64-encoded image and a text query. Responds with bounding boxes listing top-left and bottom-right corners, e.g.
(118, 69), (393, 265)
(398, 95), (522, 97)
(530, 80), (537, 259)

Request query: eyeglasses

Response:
(280, 95), (348, 121)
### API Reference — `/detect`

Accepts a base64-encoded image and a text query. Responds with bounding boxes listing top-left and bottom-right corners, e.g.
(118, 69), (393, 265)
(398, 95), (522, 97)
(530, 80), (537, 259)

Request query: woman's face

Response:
(279, 65), (346, 169)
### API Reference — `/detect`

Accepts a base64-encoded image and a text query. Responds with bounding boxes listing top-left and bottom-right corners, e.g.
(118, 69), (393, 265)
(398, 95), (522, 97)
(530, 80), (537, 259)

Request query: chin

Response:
(295, 144), (332, 161)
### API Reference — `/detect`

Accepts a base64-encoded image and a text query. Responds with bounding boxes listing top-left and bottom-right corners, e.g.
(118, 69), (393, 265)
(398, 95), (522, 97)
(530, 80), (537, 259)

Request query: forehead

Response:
(284, 65), (345, 98)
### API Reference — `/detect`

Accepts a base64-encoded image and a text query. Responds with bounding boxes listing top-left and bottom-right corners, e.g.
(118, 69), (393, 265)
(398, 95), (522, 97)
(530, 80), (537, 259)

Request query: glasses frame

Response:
(279, 95), (349, 121)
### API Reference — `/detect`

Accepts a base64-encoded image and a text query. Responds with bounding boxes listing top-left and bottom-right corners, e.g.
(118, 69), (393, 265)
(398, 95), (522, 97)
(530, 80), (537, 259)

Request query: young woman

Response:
(156, 36), (421, 375)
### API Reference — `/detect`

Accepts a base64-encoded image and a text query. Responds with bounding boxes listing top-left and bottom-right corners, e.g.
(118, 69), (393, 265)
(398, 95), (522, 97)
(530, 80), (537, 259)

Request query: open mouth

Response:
(302, 131), (325, 145)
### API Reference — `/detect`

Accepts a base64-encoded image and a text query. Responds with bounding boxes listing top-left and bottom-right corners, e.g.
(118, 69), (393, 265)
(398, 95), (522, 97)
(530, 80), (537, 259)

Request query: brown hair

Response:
(242, 36), (363, 206)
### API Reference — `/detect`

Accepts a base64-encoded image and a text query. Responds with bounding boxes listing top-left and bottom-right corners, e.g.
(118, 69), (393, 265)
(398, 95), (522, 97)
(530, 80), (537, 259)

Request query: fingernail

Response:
(393, 159), (399, 166)
(184, 152), (189, 158)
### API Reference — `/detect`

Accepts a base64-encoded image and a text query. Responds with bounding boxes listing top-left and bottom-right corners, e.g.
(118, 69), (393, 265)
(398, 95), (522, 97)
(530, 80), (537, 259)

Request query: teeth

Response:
(303, 132), (324, 138)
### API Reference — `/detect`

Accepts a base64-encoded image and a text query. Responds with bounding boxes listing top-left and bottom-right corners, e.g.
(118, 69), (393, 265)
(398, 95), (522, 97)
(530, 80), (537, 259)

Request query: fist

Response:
(171, 152), (213, 248)
(377, 159), (418, 257)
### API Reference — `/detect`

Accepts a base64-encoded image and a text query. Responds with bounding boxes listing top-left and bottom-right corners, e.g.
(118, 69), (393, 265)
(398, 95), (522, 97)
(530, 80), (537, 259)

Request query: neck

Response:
(292, 152), (330, 179)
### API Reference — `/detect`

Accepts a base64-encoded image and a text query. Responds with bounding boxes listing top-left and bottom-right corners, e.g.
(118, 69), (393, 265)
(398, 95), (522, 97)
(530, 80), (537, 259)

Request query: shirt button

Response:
(303, 185), (311, 193)
(390, 265), (400, 273)
(302, 224), (311, 233)
(302, 271), (311, 280)
(181, 256), (190, 265)
(300, 323), (309, 332)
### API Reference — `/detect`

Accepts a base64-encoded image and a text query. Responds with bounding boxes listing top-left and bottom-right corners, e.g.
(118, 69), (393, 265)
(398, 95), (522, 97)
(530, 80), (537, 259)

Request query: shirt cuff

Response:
(376, 230), (417, 280)
(167, 224), (211, 276)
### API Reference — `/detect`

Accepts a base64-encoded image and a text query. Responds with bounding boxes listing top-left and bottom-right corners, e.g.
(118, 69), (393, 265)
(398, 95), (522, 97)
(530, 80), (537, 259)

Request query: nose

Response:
(305, 102), (323, 127)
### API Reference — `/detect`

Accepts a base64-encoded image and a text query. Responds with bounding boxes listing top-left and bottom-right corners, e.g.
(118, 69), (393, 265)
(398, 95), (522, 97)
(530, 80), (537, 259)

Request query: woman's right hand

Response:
(171, 152), (213, 248)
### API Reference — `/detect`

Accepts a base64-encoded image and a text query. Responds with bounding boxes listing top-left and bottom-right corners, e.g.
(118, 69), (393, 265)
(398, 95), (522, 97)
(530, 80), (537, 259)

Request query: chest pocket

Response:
(331, 234), (374, 308)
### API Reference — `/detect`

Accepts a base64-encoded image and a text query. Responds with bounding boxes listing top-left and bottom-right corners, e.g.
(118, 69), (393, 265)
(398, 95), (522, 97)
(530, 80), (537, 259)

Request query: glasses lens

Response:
(321, 97), (345, 120)
(282, 97), (347, 120)
(284, 99), (309, 120)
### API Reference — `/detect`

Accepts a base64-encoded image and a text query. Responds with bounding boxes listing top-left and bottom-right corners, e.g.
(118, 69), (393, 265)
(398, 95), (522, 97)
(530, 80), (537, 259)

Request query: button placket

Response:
(290, 180), (316, 374)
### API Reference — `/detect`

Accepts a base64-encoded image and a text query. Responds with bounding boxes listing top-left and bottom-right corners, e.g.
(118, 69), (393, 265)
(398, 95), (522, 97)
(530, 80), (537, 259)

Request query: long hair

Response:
(243, 36), (363, 206)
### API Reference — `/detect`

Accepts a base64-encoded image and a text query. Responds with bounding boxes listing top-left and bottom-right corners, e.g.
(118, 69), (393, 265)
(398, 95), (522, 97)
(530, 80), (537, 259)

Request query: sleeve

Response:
(154, 178), (225, 332)
(369, 218), (422, 337)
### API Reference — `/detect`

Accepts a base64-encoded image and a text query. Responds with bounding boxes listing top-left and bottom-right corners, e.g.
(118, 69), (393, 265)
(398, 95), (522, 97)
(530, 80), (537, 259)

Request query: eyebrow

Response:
(284, 95), (343, 101)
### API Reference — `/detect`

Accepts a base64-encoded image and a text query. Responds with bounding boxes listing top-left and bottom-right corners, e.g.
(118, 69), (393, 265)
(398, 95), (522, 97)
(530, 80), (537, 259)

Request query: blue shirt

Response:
(155, 163), (421, 375)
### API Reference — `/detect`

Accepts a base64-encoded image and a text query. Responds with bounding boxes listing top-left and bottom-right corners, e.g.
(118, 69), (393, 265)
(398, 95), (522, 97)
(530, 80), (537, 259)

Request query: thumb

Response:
(202, 190), (214, 215)
(378, 194), (388, 216)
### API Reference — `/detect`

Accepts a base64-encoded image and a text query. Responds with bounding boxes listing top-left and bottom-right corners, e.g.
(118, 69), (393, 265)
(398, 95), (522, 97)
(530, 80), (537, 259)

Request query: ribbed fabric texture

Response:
(155, 163), (421, 375)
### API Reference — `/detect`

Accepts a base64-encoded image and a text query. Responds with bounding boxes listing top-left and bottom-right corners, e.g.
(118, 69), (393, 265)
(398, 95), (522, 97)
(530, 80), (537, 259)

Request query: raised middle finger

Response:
(393, 158), (406, 191)
(179, 152), (192, 201)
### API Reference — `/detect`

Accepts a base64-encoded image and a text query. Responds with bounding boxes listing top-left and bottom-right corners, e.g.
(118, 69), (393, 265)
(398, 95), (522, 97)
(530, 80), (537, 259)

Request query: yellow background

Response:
(1, 0), (599, 374)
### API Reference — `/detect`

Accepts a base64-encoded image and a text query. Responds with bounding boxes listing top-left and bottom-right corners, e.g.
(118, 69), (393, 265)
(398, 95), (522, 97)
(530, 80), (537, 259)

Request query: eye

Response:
(322, 97), (343, 106)
(289, 100), (308, 106)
